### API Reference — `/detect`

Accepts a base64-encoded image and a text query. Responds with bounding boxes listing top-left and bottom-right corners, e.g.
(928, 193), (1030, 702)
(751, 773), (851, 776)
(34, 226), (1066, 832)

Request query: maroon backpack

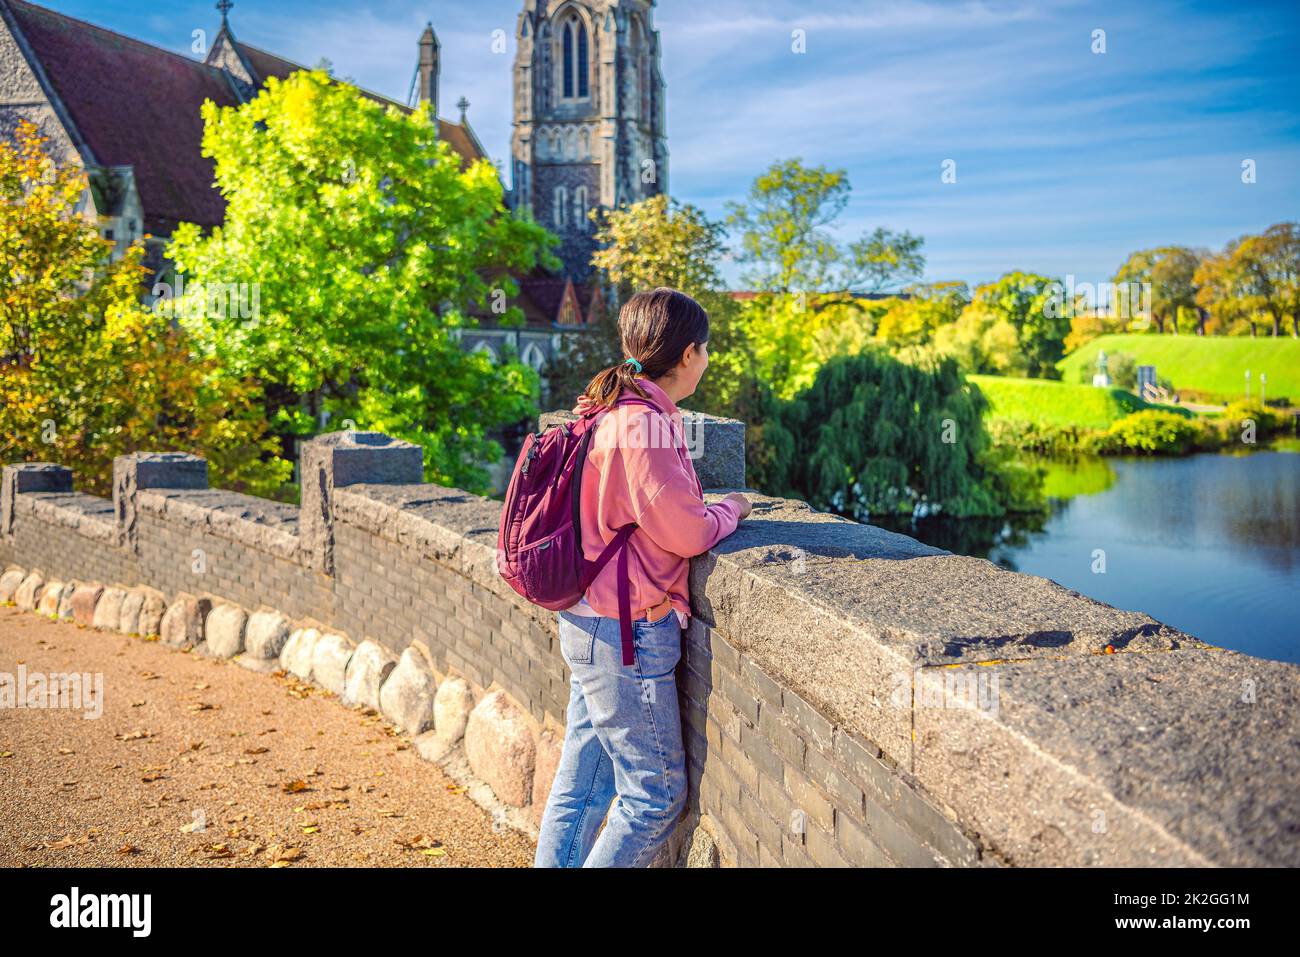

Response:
(496, 393), (664, 667)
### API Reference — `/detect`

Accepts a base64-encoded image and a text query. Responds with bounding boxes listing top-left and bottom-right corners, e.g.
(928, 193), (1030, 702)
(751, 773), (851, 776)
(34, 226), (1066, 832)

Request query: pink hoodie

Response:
(563, 376), (743, 627)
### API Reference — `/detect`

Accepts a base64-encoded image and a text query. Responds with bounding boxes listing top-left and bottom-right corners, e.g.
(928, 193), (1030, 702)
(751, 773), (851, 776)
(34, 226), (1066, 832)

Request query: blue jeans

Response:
(534, 608), (688, 867)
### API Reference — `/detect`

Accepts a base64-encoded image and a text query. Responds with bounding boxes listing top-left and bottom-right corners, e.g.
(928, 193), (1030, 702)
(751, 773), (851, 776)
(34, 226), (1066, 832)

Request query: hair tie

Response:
(622, 357), (642, 373)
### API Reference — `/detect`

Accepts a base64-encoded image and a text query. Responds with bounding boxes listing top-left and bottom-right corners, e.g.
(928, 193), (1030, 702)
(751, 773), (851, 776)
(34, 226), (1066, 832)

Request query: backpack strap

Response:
(575, 393), (673, 667)
(578, 522), (639, 667)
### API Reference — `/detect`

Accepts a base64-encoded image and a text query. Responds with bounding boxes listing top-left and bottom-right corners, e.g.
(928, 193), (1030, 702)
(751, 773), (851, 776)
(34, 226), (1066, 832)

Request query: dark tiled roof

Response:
(6, 0), (486, 235)
(517, 278), (570, 323)
(8, 0), (240, 234)
(233, 42), (299, 87)
(236, 40), (484, 168)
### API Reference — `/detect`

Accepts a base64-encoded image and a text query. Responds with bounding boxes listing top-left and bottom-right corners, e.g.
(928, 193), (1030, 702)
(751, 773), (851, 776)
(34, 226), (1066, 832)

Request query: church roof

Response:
(232, 39), (484, 167)
(511, 277), (605, 326)
(4, 0), (486, 236)
(6, 0), (241, 234)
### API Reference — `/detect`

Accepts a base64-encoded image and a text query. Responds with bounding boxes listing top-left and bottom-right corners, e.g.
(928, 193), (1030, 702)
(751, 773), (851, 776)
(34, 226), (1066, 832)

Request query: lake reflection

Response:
(873, 450), (1300, 663)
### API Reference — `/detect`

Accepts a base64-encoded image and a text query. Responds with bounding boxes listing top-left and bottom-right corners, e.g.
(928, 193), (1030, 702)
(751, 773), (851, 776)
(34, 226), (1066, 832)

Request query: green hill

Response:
(1058, 334), (1300, 403)
(968, 374), (1162, 429)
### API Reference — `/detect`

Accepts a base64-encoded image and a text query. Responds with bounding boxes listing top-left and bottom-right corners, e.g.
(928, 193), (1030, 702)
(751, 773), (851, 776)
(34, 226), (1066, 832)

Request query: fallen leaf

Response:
(395, 834), (441, 850)
(281, 780), (310, 794)
(47, 835), (89, 850)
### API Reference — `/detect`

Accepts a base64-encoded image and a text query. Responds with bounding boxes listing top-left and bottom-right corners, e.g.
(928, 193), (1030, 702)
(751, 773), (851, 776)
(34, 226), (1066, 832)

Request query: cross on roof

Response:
(216, 0), (233, 25)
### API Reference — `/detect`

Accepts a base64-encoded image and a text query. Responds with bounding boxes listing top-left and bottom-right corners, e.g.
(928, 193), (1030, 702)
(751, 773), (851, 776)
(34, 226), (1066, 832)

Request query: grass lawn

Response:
(1058, 334), (1300, 403)
(967, 374), (1161, 429)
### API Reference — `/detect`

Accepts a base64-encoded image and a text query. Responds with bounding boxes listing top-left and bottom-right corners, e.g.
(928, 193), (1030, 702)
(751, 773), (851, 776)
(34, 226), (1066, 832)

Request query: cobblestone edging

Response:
(0, 562), (558, 850)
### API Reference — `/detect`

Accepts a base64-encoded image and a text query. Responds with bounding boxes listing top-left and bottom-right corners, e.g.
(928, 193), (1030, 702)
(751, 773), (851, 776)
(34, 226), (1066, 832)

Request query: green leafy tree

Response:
(1194, 224), (1299, 337)
(1114, 246), (1201, 334)
(734, 292), (896, 401)
(874, 282), (968, 347)
(590, 194), (725, 301)
(936, 272), (1065, 377)
(166, 69), (557, 493)
(0, 119), (286, 496)
(841, 227), (926, 293)
(725, 158), (849, 293)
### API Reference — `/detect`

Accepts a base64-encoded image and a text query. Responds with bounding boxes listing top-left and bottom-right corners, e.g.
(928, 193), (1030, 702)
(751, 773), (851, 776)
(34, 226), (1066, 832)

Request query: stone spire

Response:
(417, 23), (440, 124)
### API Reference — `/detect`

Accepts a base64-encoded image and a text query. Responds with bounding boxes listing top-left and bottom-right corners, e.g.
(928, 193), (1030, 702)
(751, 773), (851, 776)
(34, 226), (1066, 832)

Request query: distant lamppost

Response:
(1260, 372), (1267, 406)
(1245, 368), (1250, 401)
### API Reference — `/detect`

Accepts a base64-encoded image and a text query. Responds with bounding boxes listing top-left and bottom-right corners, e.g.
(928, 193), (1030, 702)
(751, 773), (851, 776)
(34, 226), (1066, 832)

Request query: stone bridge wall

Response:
(2, 419), (1297, 868)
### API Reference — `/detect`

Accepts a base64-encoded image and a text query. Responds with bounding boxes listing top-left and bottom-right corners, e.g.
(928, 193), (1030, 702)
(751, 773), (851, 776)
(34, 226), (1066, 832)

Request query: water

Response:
(873, 449), (1300, 663)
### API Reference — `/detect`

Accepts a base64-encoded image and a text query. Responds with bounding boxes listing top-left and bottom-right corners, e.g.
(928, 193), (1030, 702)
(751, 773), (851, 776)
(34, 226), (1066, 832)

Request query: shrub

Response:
(1100, 409), (1200, 454)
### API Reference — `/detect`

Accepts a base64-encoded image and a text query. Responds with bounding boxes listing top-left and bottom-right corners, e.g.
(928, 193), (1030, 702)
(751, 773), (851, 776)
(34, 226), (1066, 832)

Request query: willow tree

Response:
(166, 69), (557, 493)
(757, 349), (1038, 519)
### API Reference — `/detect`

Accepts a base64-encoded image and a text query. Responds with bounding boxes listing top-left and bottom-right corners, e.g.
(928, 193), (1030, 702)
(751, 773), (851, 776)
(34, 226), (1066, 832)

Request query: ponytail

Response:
(583, 359), (652, 410)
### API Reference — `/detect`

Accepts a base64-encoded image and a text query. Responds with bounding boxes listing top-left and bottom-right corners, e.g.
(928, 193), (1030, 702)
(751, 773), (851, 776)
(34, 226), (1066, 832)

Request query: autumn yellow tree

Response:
(0, 120), (287, 496)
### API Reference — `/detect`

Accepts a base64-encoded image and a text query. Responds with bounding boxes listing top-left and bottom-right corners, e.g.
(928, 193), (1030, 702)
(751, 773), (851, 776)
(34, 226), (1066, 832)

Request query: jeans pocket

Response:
(633, 616), (681, 678)
(558, 613), (595, 666)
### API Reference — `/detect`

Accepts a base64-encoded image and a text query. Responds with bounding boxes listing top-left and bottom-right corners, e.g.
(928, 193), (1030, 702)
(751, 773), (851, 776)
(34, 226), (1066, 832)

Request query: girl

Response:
(533, 287), (752, 868)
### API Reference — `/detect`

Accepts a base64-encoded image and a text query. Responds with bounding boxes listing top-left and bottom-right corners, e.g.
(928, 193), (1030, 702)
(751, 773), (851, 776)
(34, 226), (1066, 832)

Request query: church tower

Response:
(510, 0), (668, 282)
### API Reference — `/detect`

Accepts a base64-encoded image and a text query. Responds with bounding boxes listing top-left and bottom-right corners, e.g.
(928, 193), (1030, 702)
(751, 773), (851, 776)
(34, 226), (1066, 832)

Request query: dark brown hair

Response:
(581, 287), (710, 409)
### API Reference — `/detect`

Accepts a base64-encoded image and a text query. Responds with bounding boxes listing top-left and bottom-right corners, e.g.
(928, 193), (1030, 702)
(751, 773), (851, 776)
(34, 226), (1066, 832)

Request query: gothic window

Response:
(628, 16), (651, 124)
(522, 343), (546, 371)
(640, 53), (651, 122)
(560, 12), (588, 100)
(574, 185), (588, 230)
(563, 22), (574, 98)
(538, 23), (551, 109)
(553, 186), (568, 228)
(578, 23), (589, 97)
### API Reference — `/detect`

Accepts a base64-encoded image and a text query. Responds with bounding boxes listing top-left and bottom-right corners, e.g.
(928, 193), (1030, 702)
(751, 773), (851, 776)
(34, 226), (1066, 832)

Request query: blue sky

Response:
(49, 0), (1300, 288)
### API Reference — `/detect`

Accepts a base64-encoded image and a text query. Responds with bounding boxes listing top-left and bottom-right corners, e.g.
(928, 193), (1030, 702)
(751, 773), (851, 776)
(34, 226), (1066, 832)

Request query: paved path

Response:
(0, 606), (534, 867)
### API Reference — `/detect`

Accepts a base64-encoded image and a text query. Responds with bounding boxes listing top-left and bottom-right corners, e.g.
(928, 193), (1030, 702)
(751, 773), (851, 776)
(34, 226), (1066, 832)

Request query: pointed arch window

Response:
(563, 22), (574, 98)
(560, 14), (589, 100)
(577, 24), (589, 97)
(574, 185), (588, 231)
(553, 186), (568, 228)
